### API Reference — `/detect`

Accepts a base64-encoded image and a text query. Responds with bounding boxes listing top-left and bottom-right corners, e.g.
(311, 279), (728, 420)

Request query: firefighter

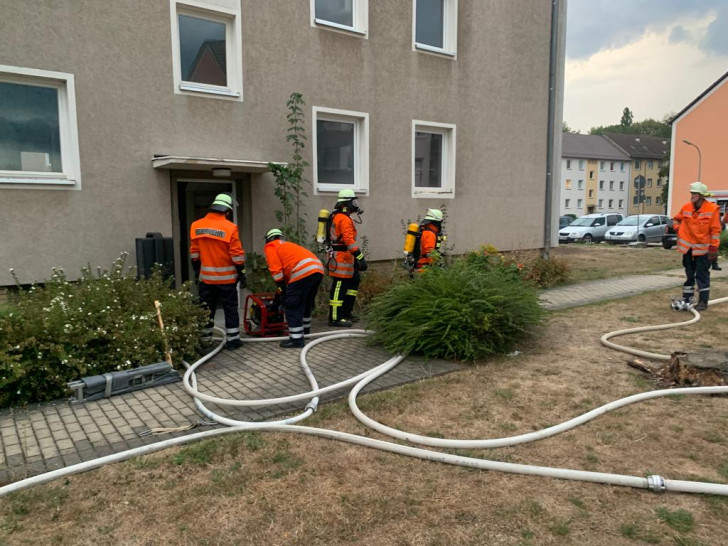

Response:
(672, 181), (722, 311)
(263, 229), (325, 348)
(190, 193), (246, 350)
(328, 188), (367, 327)
(414, 208), (445, 273)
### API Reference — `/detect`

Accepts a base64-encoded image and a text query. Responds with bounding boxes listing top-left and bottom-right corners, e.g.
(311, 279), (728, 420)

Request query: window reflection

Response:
(0, 82), (62, 172)
(414, 132), (442, 188)
(416, 0), (444, 48)
(315, 0), (354, 27)
(317, 120), (355, 185)
(178, 14), (227, 86)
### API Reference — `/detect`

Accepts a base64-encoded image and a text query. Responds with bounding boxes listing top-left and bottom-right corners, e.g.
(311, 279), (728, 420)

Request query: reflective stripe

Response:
(303, 318), (312, 326)
(289, 326), (304, 333)
(226, 327), (240, 334)
(190, 252), (200, 259)
(699, 287), (710, 292)
(289, 263), (325, 282)
(346, 243), (358, 250)
(683, 288), (694, 293)
(200, 273), (238, 281)
(201, 265), (237, 272)
(290, 333), (304, 340)
(346, 289), (357, 296)
(272, 272), (284, 282)
(231, 255), (245, 264)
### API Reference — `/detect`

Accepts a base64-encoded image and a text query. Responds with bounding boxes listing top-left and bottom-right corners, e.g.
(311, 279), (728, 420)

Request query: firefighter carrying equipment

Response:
(424, 208), (443, 222)
(689, 181), (710, 196)
(209, 192), (235, 212)
(264, 238), (325, 286)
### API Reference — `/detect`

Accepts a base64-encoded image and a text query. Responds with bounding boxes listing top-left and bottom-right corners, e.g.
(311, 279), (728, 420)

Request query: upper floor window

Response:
(645, 196), (652, 205)
(600, 161), (605, 171)
(412, 120), (456, 198)
(635, 159), (641, 169)
(620, 161), (625, 172)
(610, 162), (615, 171)
(313, 106), (369, 195)
(579, 160), (585, 170)
(566, 159), (571, 170)
(647, 178), (652, 187)
(311, 0), (368, 36)
(577, 198), (583, 208)
(619, 181), (624, 191)
(413, 0), (458, 56)
(609, 180), (614, 190)
(0, 65), (81, 189)
(598, 199), (603, 207)
(588, 189), (593, 197)
(577, 179), (584, 190)
(589, 170), (594, 179)
(648, 160), (654, 169)
(565, 198), (571, 208)
(608, 199), (614, 208)
(170, 0), (243, 100)
(565, 179), (571, 190)
(599, 180), (605, 190)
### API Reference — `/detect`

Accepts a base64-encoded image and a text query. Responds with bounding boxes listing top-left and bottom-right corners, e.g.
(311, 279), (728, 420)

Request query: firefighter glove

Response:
(356, 255), (368, 272)
(192, 260), (201, 284)
(708, 247), (719, 262)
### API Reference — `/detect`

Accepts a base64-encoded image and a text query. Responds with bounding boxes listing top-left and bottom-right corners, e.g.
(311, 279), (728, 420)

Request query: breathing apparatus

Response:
(403, 209), (446, 272)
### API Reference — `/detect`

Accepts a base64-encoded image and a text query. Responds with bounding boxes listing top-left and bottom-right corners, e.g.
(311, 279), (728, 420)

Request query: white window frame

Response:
(310, 0), (368, 37)
(170, 0), (243, 100)
(412, 0), (458, 57)
(577, 199), (583, 209)
(313, 106), (369, 195)
(565, 199), (570, 208)
(0, 65), (81, 190)
(412, 120), (456, 199)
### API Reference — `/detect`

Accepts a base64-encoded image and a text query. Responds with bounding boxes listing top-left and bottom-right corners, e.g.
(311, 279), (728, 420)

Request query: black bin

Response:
(135, 232), (174, 280)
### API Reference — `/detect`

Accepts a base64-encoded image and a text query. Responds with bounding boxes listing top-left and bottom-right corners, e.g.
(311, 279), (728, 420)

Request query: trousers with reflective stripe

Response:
(198, 282), (240, 341)
(284, 273), (323, 340)
(329, 269), (360, 322)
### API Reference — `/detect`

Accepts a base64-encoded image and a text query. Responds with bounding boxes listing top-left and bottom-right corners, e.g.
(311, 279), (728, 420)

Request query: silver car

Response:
(605, 215), (670, 244)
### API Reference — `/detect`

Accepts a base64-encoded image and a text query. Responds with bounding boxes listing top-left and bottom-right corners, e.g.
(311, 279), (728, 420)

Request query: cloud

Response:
(566, 0), (726, 59)
(563, 24), (728, 133)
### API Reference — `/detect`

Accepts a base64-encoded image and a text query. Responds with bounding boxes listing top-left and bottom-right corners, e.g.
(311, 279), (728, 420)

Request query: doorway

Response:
(177, 180), (235, 283)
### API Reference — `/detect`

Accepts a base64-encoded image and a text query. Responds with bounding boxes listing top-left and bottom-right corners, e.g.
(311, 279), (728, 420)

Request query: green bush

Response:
(720, 230), (728, 255)
(0, 255), (208, 407)
(524, 256), (570, 288)
(366, 256), (544, 361)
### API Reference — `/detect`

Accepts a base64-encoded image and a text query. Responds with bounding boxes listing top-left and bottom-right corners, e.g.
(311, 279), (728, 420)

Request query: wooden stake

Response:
(154, 300), (174, 366)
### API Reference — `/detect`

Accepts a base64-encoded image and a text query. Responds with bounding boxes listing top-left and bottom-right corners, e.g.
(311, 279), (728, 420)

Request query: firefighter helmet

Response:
(265, 228), (283, 242)
(209, 193), (234, 212)
(424, 208), (443, 222)
(689, 182), (709, 196)
(337, 189), (356, 202)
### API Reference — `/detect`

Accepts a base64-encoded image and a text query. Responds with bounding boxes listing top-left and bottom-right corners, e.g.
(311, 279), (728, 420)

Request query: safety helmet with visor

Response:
(689, 181), (710, 196)
(424, 208), (443, 223)
(336, 188), (363, 214)
(209, 193), (235, 213)
(265, 228), (283, 242)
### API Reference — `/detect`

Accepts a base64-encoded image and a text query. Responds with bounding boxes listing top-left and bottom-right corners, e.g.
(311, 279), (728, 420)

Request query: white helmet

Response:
(689, 181), (709, 196)
(424, 208), (443, 222)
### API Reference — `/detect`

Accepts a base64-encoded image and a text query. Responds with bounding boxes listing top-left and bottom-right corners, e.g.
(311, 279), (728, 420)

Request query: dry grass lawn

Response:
(1, 247), (727, 545)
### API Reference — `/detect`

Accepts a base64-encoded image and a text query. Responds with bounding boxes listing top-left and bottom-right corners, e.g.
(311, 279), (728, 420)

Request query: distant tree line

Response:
(563, 107), (672, 139)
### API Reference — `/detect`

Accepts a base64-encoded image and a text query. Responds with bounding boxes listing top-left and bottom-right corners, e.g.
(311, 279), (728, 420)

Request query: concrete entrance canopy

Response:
(152, 155), (286, 174)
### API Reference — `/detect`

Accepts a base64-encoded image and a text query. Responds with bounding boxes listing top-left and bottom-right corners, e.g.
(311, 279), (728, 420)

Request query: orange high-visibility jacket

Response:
(673, 200), (721, 256)
(190, 212), (245, 284)
(416, 224), (441, 270)
(329, 212), (360, 279)
(264, 239), (324, 285)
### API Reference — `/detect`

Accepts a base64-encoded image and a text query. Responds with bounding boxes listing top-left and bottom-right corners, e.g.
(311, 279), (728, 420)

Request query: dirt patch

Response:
(1, 270), (727, 544)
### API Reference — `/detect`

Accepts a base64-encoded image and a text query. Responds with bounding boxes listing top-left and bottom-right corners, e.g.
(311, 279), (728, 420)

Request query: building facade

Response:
(0, 0), (566, 286)
(560, 134), (630, 217)
(602, 133), (669, 216)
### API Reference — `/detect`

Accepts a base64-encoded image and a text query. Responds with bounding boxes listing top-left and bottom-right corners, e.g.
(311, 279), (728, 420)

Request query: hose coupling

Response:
(305, 397), (320, 413)
(647, 474), (666, 493)
(670, 297), (693, 312)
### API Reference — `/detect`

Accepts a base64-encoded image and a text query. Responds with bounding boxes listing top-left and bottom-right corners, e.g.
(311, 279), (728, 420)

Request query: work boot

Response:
(712, 264), (722, 271)
(280, 338), (304, 349)
(695, 301), (708, 311)
(328, 319), (353, 328)
(226, 338), (244, 351)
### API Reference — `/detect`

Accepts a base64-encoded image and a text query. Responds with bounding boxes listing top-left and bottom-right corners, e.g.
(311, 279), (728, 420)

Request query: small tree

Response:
(620, 107), (633, 129)
(269, 92), (310, 244)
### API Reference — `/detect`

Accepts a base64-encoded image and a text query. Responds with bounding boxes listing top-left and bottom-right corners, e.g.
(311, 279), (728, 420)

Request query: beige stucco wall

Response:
(0, 0), (559, 285)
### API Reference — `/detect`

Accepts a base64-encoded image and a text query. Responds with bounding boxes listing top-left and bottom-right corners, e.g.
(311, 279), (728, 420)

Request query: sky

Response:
(564, 0), (728, 134)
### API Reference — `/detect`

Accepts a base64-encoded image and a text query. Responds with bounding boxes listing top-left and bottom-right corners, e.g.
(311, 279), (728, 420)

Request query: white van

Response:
(558, 213), (624, 243)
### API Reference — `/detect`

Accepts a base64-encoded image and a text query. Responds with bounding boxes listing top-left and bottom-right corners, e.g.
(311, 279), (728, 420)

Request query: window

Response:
(599, 180), (605, 190)
(610, 162), (615, 171)
(313, 106), (369, 194)
(0, 65), (81, 189)
(609, 180), (614, 191)
(600, 161), (605, 171)
(170, 0), (243, 100)
(577, 199), (583, 208)
(311, 0), (368, 35)
(588, 189), (593, 197)
(598, 199), (603, 208)
(579, 160), (584, 170)
(620, 161), (625, 172)
(619, 181), (624, 191)
(645, 196), (652, 205)
(577, 180), (583, 190)
(633, 195), (639, 205)
(635, 159), (641, 169)
(648, 160), (654, 169)
(656, 196), (662, 205)
(412, 120), (456, 198)
(413, 0), (458, 56)
(608, 199), (614, 208)
(589, 170), (594, 179)
(565, 199), (570, 208)
(656, 179), (662, 187)
(647, 178), (652, 187)
(566, 159), (571, 170)
(565, 179), (571, 190)
(618, 199), (624, 208)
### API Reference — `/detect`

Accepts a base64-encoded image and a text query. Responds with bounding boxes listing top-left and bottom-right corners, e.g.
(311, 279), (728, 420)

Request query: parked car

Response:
(558, 213), (624, 243)
(662, 223), (677, 249)
(559, 215), (574, 229)
(605, 215), (670, 244)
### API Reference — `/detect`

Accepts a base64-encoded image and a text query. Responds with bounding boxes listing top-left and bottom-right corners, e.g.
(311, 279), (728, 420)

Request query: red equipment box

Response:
(243, 292), (287, 337)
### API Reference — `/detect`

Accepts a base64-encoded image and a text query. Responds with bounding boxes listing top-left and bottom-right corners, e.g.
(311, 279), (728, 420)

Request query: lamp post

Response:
(682, 139), (702, 181)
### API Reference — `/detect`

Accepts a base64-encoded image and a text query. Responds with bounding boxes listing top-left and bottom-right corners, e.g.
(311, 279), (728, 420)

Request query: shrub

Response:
(366, 257), (544, 361)
(0, 255), (208, 407)
(720, 230), (728, 255)
(524, 256), (570, 288)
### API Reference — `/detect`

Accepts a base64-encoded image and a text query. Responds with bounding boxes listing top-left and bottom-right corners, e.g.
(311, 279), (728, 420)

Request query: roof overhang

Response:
(152, 155), (285, 174)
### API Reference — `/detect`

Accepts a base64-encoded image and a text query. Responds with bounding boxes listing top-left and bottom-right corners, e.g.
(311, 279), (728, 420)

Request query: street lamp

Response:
(682, 139), (702, 181)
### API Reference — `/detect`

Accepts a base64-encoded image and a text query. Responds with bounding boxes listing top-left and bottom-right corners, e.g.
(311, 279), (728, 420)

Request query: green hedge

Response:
(366, 254), (544, 361)
(0, 256), (208, 407)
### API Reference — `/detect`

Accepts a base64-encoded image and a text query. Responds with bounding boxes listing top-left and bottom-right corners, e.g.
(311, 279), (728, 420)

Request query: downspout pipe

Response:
(543, 0), (566, 259)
